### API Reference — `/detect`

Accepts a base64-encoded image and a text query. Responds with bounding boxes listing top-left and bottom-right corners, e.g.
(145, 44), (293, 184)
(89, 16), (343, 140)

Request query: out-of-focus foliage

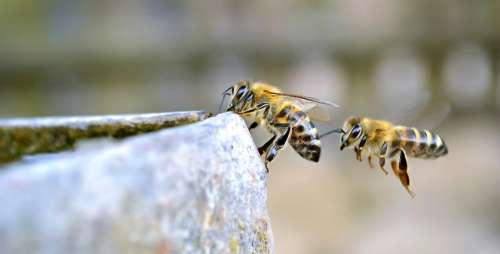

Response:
(0, 1), (499, 253)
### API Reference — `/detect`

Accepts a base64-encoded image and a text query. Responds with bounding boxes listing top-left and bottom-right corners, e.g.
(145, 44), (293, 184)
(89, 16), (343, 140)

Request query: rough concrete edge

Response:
(0, 111), (210, 163)
(0, 112), (275, 254)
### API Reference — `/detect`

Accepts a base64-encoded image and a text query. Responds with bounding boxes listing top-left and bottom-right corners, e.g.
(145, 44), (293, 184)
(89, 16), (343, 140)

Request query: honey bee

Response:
(327, 116), (448, 197)
(221, 80), (338, 169)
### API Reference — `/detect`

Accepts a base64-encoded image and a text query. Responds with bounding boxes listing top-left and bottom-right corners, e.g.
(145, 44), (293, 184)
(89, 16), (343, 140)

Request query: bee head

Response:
(340, 116), (363, 151)
(222, 80), (254, 112)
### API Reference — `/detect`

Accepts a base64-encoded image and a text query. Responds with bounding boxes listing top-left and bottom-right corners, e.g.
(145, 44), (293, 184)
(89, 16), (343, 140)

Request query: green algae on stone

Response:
(0, 111), (210, 163)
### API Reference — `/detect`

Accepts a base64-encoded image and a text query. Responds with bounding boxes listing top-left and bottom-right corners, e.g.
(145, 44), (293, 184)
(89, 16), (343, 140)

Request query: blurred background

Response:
(1, 0), (499, 253)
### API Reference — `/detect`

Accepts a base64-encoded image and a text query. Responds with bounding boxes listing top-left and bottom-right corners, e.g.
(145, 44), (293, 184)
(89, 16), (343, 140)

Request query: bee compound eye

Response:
(236, 86), (247, 99)
(351, 125), (362, 139)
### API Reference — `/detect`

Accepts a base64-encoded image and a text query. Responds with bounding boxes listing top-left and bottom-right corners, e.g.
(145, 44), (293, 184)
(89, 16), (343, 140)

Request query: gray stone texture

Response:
(0, 112), (273, 254)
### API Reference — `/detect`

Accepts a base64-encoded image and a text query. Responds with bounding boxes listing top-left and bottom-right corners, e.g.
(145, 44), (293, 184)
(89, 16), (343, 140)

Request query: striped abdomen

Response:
(391, 127), (448, 159)
(274, 104), (321, 162)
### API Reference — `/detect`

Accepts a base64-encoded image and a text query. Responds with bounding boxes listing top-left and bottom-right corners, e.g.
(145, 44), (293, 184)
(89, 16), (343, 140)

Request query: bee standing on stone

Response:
(220, 80), (338, 169)
(325, 116), (448, 197)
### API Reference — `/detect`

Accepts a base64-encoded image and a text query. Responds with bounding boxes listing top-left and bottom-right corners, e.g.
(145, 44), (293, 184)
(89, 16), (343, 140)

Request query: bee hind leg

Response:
(390, 149), (415, 198)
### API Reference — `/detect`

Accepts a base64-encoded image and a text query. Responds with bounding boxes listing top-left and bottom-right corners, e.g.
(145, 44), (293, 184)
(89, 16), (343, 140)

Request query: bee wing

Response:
(412, 101), (451, 131)
(263, 90), (339, 122)
(386, 100), (451, 131)
(263, 90), (340, 108)
(301, 104), (332, 122)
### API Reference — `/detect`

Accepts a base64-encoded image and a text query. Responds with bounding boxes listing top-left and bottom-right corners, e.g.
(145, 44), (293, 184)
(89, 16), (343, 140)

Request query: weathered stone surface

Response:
(0, 112), (273, 254)
(0, 111), (210, 163)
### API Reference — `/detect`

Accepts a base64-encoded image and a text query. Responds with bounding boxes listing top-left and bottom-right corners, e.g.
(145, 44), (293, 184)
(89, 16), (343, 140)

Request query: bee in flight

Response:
(325, 116), (448, 197)
(220, 80), (338, 169)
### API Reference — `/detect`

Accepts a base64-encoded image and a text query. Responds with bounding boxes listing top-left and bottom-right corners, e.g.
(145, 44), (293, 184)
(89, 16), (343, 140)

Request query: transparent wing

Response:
(263, 90), (339, 108)
(263, 90), (339, 122)
(385, 100), (451, 131)
(410, 101), (451, 130)
(302, 103), (332, 122)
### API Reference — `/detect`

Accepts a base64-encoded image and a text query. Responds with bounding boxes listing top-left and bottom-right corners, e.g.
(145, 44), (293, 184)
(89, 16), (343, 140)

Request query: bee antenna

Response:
(319, 128), (345, 139)
(221, 87), (233, 95)
(218, 88), (233, 113)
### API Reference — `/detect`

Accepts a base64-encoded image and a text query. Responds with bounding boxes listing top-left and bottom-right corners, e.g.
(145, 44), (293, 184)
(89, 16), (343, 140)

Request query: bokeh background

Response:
(1, 1), (500, 253)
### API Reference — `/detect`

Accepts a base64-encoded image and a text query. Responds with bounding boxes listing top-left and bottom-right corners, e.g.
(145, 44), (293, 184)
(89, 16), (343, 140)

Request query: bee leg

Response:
(239, 103), (270, 116)
(391, 150), (415, 198)
(354, 147), (362, 161)
(258, 135), (277, 156)
(357, 134), (367, 163)
(359, 135), (368, 150)
(249, 122), (259, 131)
(378, 157), (388, 175)
(259, 136), (276, 173)
(264, 126), (292, 167)
(377, 142), (389, 175)
(398, 151), (415, 197)
(368, 155), (374, 168)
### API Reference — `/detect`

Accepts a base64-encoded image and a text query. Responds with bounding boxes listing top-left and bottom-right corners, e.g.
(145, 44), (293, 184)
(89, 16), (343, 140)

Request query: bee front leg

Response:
(239, 103), (270, 116)
(356, 134), (368, 162)
(390, 149), (415, 198)
(359, 135), (367, 150)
